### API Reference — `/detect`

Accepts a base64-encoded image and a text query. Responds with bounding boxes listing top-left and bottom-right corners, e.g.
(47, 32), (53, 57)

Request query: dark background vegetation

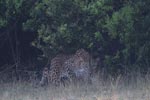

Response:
(0, 0), (150, 75)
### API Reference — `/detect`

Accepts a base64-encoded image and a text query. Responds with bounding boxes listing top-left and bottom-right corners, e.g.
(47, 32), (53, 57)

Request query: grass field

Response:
(0, 71), (150, 100)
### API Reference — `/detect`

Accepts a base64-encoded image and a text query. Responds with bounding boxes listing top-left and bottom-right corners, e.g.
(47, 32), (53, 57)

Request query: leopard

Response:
(40, 48), (93, 86)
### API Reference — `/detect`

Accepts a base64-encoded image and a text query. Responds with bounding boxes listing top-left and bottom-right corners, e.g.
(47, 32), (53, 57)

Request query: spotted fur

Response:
(62, 49), (91, 83)
(40, 49), (92, 86)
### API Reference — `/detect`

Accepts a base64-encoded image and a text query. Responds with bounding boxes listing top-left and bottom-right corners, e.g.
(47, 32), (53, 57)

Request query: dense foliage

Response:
(0, 0), (150, 73)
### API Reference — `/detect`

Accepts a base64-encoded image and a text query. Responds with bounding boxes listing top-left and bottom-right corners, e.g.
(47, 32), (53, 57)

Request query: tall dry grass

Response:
(0, 70), (150, 100)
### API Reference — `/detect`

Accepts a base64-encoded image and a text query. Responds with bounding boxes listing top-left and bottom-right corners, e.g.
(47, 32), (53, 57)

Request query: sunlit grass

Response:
(0, 71), (150, 100)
